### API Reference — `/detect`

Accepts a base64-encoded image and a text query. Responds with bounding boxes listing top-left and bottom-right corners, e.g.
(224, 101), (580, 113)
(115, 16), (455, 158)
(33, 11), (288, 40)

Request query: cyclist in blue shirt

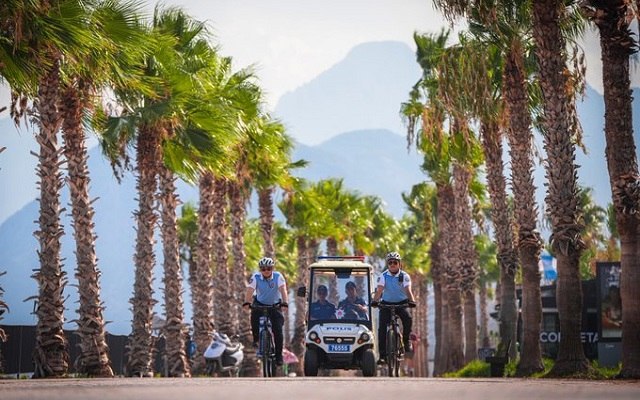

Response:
(310, 285), (336, 320)
(242, 257), (289, 366)
(371, 252), (416, 363)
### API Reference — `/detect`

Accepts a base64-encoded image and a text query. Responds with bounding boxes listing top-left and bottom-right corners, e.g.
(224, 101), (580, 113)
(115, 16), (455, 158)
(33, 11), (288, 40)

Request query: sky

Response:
(142, 1), (619, 110)
(0, 1), (628, 141)
(145, 0), (445, 110)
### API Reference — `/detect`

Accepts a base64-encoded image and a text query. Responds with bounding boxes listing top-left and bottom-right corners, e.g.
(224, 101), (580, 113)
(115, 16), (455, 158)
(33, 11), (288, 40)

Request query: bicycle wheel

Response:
(394, 327), (402, 377)
(260, 329), (273, 377)
(386, 327), (397, 377)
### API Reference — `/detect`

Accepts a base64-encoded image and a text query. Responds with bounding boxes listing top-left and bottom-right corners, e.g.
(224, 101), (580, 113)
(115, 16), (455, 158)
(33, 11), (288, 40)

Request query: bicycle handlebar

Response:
(372, 301), (416, 309)
(248, 302), (285, 310)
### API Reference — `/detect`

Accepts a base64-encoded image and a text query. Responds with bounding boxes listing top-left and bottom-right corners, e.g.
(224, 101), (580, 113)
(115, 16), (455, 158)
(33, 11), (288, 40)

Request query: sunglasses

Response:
(317, 291), (327, 295)
(388, 260), (399, 265)
(260, 266), (273, 271)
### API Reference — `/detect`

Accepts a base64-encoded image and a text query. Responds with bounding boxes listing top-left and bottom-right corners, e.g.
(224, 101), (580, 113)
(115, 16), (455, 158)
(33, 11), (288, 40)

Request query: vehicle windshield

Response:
(308, 267), (371, 323)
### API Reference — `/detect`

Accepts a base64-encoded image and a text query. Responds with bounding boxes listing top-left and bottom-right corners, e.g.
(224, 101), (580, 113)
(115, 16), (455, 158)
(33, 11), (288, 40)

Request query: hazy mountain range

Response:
(0, 40), (636, 335)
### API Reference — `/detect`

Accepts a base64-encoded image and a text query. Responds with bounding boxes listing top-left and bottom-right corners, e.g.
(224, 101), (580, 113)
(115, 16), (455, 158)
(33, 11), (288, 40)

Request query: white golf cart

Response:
(297, 256), (377, 377)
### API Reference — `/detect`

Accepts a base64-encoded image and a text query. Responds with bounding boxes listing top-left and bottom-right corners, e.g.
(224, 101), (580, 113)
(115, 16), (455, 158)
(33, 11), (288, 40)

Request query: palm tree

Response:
(278, 179), (325, 376)
(580, 1), (640, 378)
(100, 5), (229, 376)
(475, 234), (499, 348)
(188, 58), (262, 373)
(313, 178), (352, 256)
(190, 171), (216, 375)
(577, 187), (607, 278)
(401, 183), (437, 376)
(250, 117), (302, 258)
(226, 92), (262, 377)
(58, 0), (151, 377)
(532, 0), (593, 377)
(154, 10), (251, 378)
(403, 28), (466, 375)
(435, 42), (488, 363)
(465, 1), (546, 373)
(1, 0), (93, 378)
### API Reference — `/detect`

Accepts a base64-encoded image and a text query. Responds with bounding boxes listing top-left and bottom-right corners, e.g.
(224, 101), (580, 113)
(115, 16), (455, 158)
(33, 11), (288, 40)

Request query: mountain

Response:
(275, 41), (422, 146)
(293, 129), (425, 217)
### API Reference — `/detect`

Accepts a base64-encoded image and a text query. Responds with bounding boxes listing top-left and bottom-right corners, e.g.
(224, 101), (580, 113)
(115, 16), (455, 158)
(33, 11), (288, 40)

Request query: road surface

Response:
(1, 377), (639, 400)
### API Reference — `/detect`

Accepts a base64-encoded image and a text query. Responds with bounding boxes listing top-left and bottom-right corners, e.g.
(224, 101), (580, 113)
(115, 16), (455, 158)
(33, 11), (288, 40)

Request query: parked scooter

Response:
(204, 331), (244, 377)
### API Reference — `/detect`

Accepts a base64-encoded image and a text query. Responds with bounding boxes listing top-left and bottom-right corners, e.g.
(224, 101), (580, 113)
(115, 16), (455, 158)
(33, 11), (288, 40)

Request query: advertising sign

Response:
(596, 261), (622, 341)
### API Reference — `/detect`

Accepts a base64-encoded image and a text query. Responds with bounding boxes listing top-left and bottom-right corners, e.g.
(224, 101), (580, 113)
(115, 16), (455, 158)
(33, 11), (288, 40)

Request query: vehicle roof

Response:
(309, 256), (373, 269)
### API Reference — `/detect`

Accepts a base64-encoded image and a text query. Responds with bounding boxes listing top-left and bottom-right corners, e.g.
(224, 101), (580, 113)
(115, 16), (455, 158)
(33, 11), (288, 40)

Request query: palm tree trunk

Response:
(0, 271), (6, 374)
(32, 60), (69, 378)
(291, 236), (310, 376)
(158, 163), (190, 377)
(479, 120), (518, 360)
(454, 163), (479, 363)
(126, 126), (160, 377)
(430, 240), (445, 376)
(590, 1), (640, 378)
(532, 0), (591, 377)
(478, 281), (489, 348)
(503, 47), (544, 375)
(439, 183), (464, 373)
(228, 180), (259, 376)
(212, 177), (233, 335)
(258, 187), (276, 257)
(191, 171), (215, 375)
(413, 272), (429, 377)
(60, 82), (113, 377)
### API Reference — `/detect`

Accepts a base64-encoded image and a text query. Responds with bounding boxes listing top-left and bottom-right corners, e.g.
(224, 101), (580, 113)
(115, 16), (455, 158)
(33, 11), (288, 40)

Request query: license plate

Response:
(328, 344), (350, 352)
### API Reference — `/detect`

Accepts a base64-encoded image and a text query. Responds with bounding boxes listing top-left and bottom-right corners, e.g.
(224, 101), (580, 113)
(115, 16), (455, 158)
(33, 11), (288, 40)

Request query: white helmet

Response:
(386, 252), (401, 263)
(258, 257), (275, 268)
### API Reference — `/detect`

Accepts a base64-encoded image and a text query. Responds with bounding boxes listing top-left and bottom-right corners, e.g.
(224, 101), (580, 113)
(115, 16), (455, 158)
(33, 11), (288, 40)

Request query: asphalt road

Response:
(1, 377), (639, 400)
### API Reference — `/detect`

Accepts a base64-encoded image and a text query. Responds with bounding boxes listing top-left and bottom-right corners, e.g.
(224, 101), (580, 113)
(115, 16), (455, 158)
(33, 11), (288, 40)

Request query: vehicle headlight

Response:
(358, 332), (370, 344)
(309, 332), (318, 341)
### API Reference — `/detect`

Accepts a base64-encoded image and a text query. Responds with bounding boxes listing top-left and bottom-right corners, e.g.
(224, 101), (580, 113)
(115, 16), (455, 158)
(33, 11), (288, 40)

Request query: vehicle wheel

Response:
(386, 329), (397, 377)
(361, 348), (377, 377)
(205, 360), (215, 376)
(304, 349), (319, 376)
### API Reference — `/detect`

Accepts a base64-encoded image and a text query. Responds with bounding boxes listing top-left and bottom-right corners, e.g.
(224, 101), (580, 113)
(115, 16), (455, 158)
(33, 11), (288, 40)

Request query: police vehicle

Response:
(297, 256), (377, 377)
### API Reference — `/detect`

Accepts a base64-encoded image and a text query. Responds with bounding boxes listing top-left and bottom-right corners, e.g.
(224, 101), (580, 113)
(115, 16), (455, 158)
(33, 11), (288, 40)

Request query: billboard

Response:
(596, 261), (622, 341)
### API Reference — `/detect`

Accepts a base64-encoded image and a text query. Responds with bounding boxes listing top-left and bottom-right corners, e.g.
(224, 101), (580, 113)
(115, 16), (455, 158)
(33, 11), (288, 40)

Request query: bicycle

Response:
(250, 302), (281, 377)
(373, 302), (414, 377)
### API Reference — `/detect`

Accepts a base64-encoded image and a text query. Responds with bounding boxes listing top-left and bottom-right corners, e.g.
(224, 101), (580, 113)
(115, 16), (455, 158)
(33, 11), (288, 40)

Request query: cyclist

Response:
(242, 257), (289, 366)
(371, 251), (416, 363)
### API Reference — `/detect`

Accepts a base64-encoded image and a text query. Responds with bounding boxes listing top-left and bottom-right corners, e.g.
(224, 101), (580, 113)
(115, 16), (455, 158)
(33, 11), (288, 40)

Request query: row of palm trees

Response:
(0, 0), (636, 380)
(0, 0), (430, 378)
(0, 0), (304, 377)
(407, 0), (638, 378)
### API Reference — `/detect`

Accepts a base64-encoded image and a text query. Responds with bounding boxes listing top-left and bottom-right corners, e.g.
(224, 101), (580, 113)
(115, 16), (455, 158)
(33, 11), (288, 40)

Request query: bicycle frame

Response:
(251, 303), (280, 377)
(377, 303), (407, 377)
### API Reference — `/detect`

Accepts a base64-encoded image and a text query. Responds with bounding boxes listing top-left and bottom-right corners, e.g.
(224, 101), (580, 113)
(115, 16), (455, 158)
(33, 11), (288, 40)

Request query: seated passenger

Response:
(337, 281), (368, 320)
(310, 285), (336, 320)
